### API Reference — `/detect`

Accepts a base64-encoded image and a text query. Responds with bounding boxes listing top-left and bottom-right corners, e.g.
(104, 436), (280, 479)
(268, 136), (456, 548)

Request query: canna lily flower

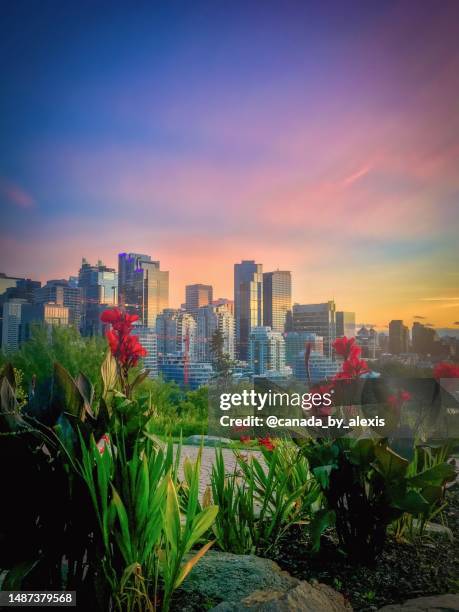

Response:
(434, 362), (459, 380)
(333, 336), (360, 359)
(258, 436), (275, 451)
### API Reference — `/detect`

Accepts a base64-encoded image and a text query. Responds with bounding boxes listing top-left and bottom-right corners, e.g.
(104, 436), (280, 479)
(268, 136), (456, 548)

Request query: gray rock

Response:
(180, 551), (298, 604)
(185, 435), (231, 447)
(178, 551), (351, 611)
(377, 594), (459, 611)
(213, 580), (352, 611)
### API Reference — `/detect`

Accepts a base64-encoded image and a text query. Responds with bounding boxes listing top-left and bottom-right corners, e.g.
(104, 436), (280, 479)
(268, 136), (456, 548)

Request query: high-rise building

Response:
(412, 322), (438, 355)
(292, 301), (336, 357)
(0, 277), (41, 342)
(389, 320), (409, 354)
(356, 326), (378, 359)
(155, 309), (196, 360)
(159, 355), (214, 389)
(263, 270), (291, 333)
(335, 311), (356, 338)
(293, 350), (340, 383)
(211, 298), (234, 316)
(196, 303), (235, 362)
(185, 284), (213, 317)
(248, 326), (286, 376)
(34, 280), (82, 328)
(78, 258), (118, 335)
(156, 309), (181, 356)
(234, 260), (263, 360)
(134, 326), (158, 378)
(1, 299), (26, 352)
(0, 273), (22, 296)
(176, 312), (197, 361)
(118, 252), (169, 328)
(284, 331), (324, 367)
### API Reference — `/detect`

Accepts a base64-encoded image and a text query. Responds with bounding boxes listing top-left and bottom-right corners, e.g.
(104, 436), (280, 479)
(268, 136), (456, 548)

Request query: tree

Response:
(209, 328), (233, 378)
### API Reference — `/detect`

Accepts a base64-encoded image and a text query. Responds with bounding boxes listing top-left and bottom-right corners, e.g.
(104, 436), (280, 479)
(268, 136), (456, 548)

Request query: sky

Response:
(1, 0), (458, 330)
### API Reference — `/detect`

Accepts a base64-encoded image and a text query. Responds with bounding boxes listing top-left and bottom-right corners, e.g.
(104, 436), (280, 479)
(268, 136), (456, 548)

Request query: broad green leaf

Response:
(408, 462), (456, 488)
(374, 445), (408, 481)
(111, 486), (133, 563)
(52, 362), (85, 419)
(310, 509), (335, 552)
(101, 348), (118, 399)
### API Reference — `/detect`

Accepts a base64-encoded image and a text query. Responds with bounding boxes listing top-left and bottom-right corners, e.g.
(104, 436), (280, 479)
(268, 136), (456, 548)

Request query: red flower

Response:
(258, 436), (275, 451)
(434, 362), (459, 380)
(333, 350), (369, 382)
(101, 309), (147, 368)
(333, 336), (360, 359)
(388, 390), (412, 409)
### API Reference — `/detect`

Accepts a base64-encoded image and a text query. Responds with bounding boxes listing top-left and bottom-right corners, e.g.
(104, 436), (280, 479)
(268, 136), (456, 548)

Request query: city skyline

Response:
(1, 2), (458, 330)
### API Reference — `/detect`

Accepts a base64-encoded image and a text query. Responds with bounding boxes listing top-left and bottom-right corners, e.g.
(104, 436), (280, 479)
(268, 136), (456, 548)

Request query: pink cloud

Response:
(0, 178), (36, 209)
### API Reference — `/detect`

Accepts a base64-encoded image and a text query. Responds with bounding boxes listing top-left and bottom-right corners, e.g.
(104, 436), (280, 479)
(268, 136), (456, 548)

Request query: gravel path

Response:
(177, 445), (262, 496)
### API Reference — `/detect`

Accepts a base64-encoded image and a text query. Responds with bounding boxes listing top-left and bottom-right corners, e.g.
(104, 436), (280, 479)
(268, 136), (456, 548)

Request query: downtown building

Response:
(234, 260), (263, 361)
(291, 301), (336, 357)
(248, 326), (289, 377)
(155, 309), (197, 361)
(185, 284), (213, 318)
(118, 252), (169, 328)
(196, 303), (235, 363)
(33, 279), (82, 329)
(389, 320), (410, 354)
(78, 258), (118, 335)
(263, 270), (292, 333)
(335, 311), (356, 338)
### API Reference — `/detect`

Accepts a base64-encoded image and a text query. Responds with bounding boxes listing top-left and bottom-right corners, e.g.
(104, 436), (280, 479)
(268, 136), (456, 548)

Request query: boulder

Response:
(377, 594), (459, 611)
(185, 435), (231, 447)
(178, 551), (351, 611)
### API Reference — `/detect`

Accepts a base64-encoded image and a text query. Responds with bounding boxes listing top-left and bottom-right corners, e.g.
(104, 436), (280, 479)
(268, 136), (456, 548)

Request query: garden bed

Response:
(273, 487), (459, 611)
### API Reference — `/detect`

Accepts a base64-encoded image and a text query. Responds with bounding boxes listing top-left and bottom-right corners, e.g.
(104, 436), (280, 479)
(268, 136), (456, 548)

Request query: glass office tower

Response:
(118, 252), (169, 328)
(234, 260), (263, 361)
(263, 270), (291, 332)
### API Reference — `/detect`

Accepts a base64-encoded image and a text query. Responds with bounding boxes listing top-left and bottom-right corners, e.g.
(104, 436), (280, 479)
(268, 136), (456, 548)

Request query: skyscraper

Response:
(335, 311), (356, 338)
(234, 260), (263, 360)
(412, 322), (438, 355)
(248, 326), (286, 376)
(34, 279), (82, 328)
(1, 299), (26, 353)
(389, 320), (409, 354)
(196, 303), (235, 362)
(118, 252), (169, 328)
(263, 270), (291, 333)
(292, 301), (336, 357)
(156, 309), (181, 356)
(185, 284), (213, 317)
(78, 258), (118, 335)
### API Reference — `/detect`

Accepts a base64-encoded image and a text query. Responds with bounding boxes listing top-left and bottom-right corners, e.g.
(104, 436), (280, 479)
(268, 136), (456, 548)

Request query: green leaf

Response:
(101, 348), (118, 399)
(3, 560), (39, 590)
(373, 445), (408, 481)
(310, 509), (335, 552)
(110, 485), (133, 563)
(164, 476), (181, 556)
(408, 462), (456, 488)
(391, 489), (430, 514)
(349, 438), (375, 467)
(76, 371), (95, 415)
(52, 362), (85, 419)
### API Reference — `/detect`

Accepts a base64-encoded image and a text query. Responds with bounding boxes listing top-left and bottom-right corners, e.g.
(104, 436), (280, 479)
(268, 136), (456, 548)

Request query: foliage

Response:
(209, 328), (233, 379)
(0, 324), (106, 392)
(304, 436), (456, 563)
(77, 432), (218, 612)
(209, 443), (320, 555)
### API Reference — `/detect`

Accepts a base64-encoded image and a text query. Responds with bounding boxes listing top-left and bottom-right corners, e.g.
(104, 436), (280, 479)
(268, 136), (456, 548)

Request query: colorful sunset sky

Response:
(1, 1), (458, 330)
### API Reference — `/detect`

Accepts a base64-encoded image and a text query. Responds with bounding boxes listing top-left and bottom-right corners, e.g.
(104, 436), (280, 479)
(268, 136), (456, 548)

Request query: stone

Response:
(185, 435), (231, 447)
(213, 580), (353, 611)
(377, 594), (459, 611)
(178, 551), (351, 611)
(179, 551), (298, 605)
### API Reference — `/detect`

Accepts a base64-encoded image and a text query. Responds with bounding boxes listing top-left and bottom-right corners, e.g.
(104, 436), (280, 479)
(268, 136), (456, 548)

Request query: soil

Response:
(273, 487), (459, 611)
